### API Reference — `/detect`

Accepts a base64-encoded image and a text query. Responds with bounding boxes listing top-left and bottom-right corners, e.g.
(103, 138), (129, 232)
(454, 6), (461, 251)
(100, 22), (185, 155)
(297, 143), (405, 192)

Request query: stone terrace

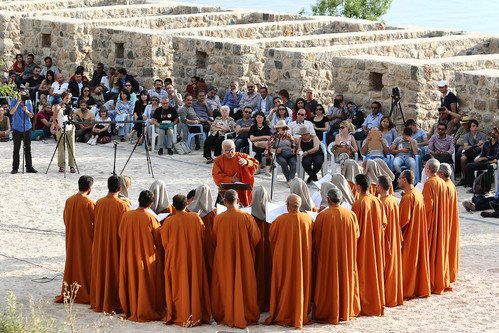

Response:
(1, 0), (498, 126)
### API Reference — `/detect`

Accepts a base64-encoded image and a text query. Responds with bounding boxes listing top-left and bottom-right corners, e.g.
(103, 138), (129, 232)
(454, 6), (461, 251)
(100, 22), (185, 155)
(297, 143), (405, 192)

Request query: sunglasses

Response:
(339, 126), (346, 129)
(125, 84), (131, 87)
(298, 113), (306, 116)
(243, 111), (251, 114)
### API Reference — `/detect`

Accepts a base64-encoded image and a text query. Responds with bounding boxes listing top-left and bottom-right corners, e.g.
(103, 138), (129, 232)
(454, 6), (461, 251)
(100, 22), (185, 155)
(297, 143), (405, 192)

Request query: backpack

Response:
(173, 141), (191, 155)
(473, 171), (491, 195)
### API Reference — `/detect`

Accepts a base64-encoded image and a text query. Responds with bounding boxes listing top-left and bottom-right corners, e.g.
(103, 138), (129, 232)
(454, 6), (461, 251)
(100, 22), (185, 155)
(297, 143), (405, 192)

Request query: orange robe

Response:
(399, 187), (431, 299)
(201, 210), (216, 287)
(369, 184), (394, 197)
(212, 152), (259, 207)
(211, 208), (261, 328)
(54, 193), (95, 304)
(312, 206), (360, 324)
(118, 209), (165, 322)
(159, 211), (211, 326)
(380, 195), (403, 307)
(444, 178), (459, 283)
(423, 175), (450, 294)
(90, 194), (130, 313)
(253, 216), (272, 312)
(351, 193), (386, 316)
(265, 212), (313, 328)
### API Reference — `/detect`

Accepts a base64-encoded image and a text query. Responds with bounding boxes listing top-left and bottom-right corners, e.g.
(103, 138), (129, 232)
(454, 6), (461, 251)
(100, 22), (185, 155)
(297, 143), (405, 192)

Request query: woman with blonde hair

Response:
(334, 120), (357, 158)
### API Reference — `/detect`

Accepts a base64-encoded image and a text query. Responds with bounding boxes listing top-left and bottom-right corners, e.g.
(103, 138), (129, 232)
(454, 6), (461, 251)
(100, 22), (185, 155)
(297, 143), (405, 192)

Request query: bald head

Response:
(286, 194), (301, 212)
(425, 158), (440, 176)
(223, 189), (238, 207)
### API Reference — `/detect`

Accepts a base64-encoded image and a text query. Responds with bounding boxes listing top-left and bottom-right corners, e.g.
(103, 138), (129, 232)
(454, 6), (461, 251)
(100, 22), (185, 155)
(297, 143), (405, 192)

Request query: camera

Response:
(391, 87), (401, 99)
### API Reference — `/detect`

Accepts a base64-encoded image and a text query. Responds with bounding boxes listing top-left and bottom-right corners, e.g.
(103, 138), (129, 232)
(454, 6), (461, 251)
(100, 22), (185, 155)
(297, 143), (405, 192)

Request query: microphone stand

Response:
(112, 140), (118, 176)
(22, 100), (26, 174)
(270, 134), (281, 200)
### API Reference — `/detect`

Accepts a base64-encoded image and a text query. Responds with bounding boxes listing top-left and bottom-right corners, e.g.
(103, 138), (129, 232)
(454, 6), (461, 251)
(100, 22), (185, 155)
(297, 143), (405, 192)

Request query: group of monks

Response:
(54, 156), (459, 329)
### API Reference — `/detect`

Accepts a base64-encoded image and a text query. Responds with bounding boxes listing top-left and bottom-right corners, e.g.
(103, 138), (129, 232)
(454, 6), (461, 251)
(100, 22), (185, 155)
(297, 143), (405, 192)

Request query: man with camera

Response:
(51, 92), (76, 173)
(9, 93), (37, 174)
(428, 106), (461, 137)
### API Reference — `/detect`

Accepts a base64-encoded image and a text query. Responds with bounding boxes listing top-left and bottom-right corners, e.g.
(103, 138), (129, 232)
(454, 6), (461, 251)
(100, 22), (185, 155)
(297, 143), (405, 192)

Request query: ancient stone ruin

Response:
(1, 0), (497, 129)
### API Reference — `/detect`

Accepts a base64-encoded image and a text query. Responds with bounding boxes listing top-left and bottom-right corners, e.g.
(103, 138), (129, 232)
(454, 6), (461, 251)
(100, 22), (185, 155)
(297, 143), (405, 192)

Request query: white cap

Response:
(437, 80), (448, 87)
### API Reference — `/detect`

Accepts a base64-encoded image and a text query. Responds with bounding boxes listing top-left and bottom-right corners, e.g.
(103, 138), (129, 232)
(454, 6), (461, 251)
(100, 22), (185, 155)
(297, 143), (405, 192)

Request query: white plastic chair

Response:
(151, 124), (178, 151)
(297, 142), (328, 180)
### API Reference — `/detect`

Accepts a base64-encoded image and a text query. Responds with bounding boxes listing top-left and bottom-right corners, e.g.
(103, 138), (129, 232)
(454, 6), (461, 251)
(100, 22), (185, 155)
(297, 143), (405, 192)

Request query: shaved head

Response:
(286, 194), (301, 212)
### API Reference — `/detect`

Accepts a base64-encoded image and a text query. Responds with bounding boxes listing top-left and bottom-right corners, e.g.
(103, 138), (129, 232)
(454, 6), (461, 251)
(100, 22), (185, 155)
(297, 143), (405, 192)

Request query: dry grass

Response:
(182, 314), (200, 328)
(62, 281), (80, 333)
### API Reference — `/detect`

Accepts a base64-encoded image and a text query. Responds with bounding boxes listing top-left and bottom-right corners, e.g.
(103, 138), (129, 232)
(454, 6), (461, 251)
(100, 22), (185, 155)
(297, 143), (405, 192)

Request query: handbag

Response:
(174, 141), (191, 155)
(159, 122), (174, 130)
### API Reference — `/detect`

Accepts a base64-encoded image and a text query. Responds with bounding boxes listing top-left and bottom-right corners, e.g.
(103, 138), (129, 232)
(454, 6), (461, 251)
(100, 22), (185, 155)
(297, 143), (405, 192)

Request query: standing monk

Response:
(211, 190), (260, 328)
(265, 194), (313, 329)
(187, 184), (216, 286)
(438, 163), (459, 283)
(377, 176), (403, 307)
(118, 190), (165, 322)
(251, 185), (272, 312)
(313, 188), (360, 324)
(423, 158), (451, 294)
(160, 194), (211, 326)
(351, 174), (386, 316)
(55, 175), (95, 304)
(90, 176), (130, 313)
(398, 170), (431, 299)
(212, 139), (259, 206)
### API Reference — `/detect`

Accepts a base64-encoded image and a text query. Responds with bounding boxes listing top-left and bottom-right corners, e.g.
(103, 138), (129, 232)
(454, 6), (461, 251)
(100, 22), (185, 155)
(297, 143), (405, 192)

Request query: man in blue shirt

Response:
(222, 80), (243, 113)
(9, 95), (37, 174)
(353, 101), (383, 140)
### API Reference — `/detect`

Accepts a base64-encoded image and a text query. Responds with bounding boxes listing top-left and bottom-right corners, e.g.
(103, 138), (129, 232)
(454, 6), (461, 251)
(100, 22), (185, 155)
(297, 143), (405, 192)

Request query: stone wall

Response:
(172, 28), (463, 96)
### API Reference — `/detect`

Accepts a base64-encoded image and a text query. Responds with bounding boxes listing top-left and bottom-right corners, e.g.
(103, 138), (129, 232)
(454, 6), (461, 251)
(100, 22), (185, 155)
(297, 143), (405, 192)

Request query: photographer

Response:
(51, 92), (76, 173)
(9, 93), (37, 174)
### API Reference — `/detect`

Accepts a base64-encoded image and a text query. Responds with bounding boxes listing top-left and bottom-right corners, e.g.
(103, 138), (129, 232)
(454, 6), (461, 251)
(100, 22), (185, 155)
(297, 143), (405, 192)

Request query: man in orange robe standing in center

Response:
(118, 190), (165, 322)
(54, 175), (95, 304)
(313, 187), (360, 324)
(212, 139), (259, 206)
(423, 158), (451, 294)
(398, 170), (431, 299)
(351, 174), (386, 316)
(159, 194), (211, 326)
(90, 175), (130, 314)
(265, 194), (313, 329)
(377, 175), (403, 307)
(211, 190), (261, 328)
(438, 163), (459, 283)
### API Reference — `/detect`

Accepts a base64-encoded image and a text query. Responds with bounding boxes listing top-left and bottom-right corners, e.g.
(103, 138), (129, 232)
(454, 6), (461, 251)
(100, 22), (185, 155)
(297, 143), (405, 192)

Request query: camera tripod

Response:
(45, 122), (79, 178)
(120, 121), (154, 178)
(389, 96), (406, 130)
(269, 135), (281, 200)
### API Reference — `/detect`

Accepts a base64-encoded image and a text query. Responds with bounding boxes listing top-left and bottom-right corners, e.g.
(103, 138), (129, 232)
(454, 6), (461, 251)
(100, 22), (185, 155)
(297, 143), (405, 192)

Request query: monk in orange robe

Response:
(187, 184), (216, 286)
(265, 194), (313, 328)
(398, 170), (431, 299)
(211, 190), (260, 328)
(118, 190), (165, 322)
(212, 139), (259, 207)
(438, 163), (459, 283)
(251, 185), (272, 312)
(313, 187), (360, 324)
(351, 174), (386, 316)
(55, 176), (95, 304)
(423, 158), (451, 294)
(159, 194), (211, 326)
(90, 176), (130, 314)
(377, 176), (403, 307)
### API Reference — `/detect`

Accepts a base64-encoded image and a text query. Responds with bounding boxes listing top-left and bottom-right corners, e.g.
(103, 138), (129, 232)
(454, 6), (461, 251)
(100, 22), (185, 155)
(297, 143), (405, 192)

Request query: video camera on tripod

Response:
(391, 87), (401, 100)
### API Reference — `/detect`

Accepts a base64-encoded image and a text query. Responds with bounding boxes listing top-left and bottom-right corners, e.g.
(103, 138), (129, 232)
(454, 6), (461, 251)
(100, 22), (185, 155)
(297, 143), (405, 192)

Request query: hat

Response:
(274, 120), (289, 130)
(437, 80), (448, 87)
(298, 125), (310, 135)
(460, 115), (472, 124)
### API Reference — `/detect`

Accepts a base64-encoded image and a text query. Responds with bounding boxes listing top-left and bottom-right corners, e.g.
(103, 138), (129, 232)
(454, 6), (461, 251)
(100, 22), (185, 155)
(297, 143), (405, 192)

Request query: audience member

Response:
(73, 101), (95, 143)
(115, 89), (135, 141)
(38, 70), (55, 107)
(206, 86), (221, 115)
(165, 83), (183, 110)
(25, 65), (44, 102)
(234, 106), (254, 152)
(428, 106), (461, 137)
(453, 116), (471, 177)
(278, 89), (294, 111)
(222, 80), (243, 114)
(185, 76), (207, 100)
(204, 105), (235, 163)
(289, 108), (315, 139)
(255, 86), (273, 115)
(326, 94), (347, 135)
(68, 71), (88, 99)
(0, 107), (11, 142)
(249, 111), (272, 175)
(311, 104), (329, 139)
(457, 119), (487, 186)
(425, 121), (455, 164)
(438, 80), (459, 114)
(150, 97), (179, 155)
(238, 82), (259, 116)
(297, 126), (323, 183)
(303, 87), (318, 118)
(89, 62), (105, 88)
(380, 116), (399, 146)
(333, 121), (358, 159)
(88, 108), (112, 145)
(353, 101), (383, 140)
(267, 120), (297, 184)
(148, 78), (168, 100)
(48, 73), (69, 105)
(390, 127), (418, 174)
(40, 56), (60, 77)
(360, 127), (390, 161)
(462, 127), (498, 188)
(117, 68), (139, 93)
(132, 90), (149, 141)
(268, 101), (291, 132)
(12, 54), (25, 76)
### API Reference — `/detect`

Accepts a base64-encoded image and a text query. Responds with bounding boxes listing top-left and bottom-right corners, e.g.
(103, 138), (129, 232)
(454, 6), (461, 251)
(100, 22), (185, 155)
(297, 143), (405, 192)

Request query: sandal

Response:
(70, 167), (76, 174)
(59, 167), (64, 173)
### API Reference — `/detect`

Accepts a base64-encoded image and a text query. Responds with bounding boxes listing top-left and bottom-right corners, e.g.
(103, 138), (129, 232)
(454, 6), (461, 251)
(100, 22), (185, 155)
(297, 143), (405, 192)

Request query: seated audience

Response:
(390, 127), (418, 174)
(91, 84), (106, 108)
(255, 86), (273, 115)
(266, 120), (297, 184)
(37, 70), (55, 107)
(353, 101), (383, 140)
(428, 106), (461, 137)
(360, 127), (390, 162)
(32, 104), (52, 140)
(185, 76), (207, 100)
(425, 121), (455, 164)
(0, 107), (11, 141)
(40, 56), (60, 77)
(303, 87), (318, 119)
(326, 94), (347, 136)
(89, 62), (105, 88)
(206, 86), (221, 116)
(73, 101), (95, 143)
(463, 127), (498, 188)
(238, 82), (259, 117)
(453, 116), (471, 177)
(148, 79), (168, 100)
(268, 101), (291, 132)
(221, 80), (242, 114)
(234, 106), (254, 152)
(297, 126), (323, 183)
(150, 97), (179, 156)
(457, 119), (487, 186)
(88, 108), (111, 145)
(278, 89), (294, 111)
(311, 104), (329, 139)
(78, 86), (96, 110)
(115, 89), (135, 141)
(333, 121), (358, 159)
(380, 116), (399, 146)
(249, 111), (272, 175)
(132, 90), (150, 142)
(48, 73), (69, 106)
(288, 109), (315, 139)
(204, 105), (235, 163)
(165, 83), (183, 111)
(405, 118), (428, 153)
(293, 97), (306, 120)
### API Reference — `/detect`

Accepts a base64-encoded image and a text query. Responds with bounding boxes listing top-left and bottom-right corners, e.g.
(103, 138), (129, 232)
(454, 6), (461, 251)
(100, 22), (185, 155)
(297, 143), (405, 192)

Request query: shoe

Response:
(167, 148), (173, 155)
(195, 143), (200, 150)
(120, 137), (125, 142)
(70, 167), (76, 174)
(265, 171), (272, 176)
(59, 167), (64, 173)
(456, 179), (466, 186)
(11, 169), (18, 174)
(490, 201), (499, 212)
(42, 139), (48, 144)
(462, 201), (475, 212)
(158, 148), (164, 155)
(91, 138), (97, 146)
(26, 167), (38, 173)
(466, 189), (474, 194)
(205, 157), (214, 164)
(481, 211), (499, 218)
(147, 145), (152, 151)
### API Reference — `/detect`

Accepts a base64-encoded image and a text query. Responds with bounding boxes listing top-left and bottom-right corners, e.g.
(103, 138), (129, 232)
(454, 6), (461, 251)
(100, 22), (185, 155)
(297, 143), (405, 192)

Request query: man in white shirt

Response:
(40, 56), (60, 77)
(289, 109), (315, 139)
(48, 73), (69, 106)
(255, 86), (273, 116)
(148, 79), (168, 100)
